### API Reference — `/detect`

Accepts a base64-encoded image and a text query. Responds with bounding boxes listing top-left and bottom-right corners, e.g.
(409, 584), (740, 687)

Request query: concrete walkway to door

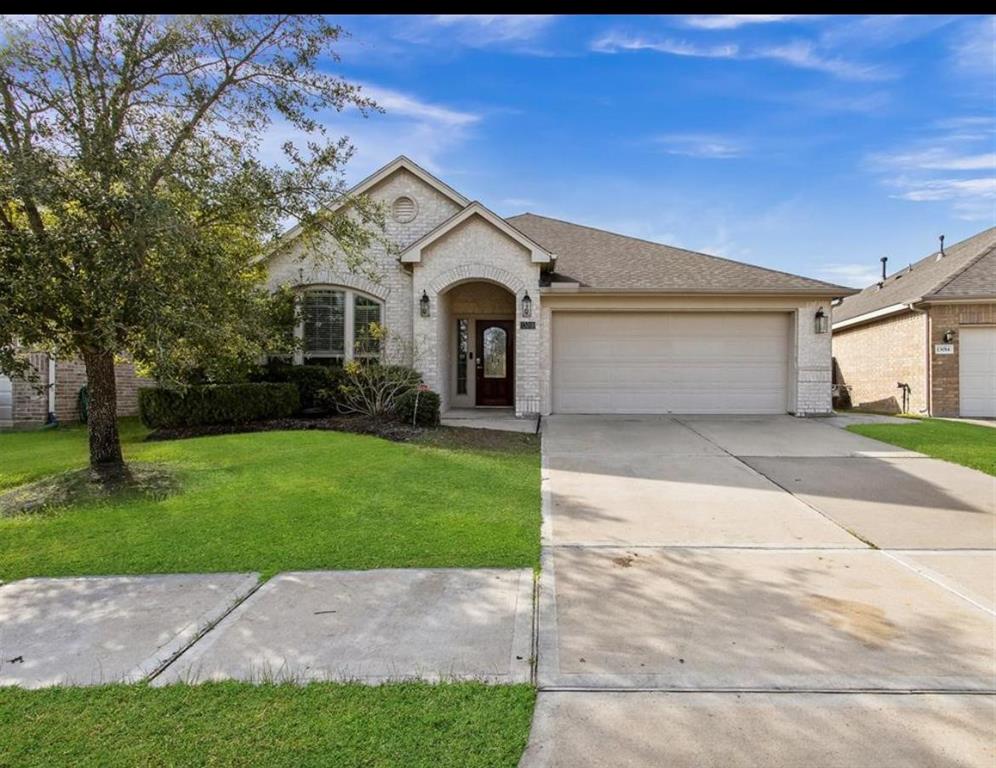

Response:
(521, 415), (996, 767)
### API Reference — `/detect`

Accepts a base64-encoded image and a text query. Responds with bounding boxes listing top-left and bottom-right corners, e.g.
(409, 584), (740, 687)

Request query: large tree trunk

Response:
(82, 348), (125, 477)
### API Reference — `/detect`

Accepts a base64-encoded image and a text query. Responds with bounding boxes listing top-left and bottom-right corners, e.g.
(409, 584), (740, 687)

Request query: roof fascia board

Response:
(832, 302), (913, 330)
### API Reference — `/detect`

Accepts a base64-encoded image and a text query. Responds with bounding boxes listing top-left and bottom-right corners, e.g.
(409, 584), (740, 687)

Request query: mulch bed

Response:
(146, 415), (540, 454)
(146, 415), (423, 443)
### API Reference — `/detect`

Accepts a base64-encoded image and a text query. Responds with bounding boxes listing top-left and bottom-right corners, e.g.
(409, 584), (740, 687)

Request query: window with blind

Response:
(354, 295), (382, 358)
(301, 288), (382, 365)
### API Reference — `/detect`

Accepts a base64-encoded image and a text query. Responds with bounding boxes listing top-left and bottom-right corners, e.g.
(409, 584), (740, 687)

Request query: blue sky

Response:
(308, 14), (995, 288)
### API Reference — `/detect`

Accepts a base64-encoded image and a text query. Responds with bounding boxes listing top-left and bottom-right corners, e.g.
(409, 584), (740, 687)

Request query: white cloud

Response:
(682, 15), (812, 30)
(952, 15), (995, 75)
(867, 115), (996, 220)
(358, 84), (480, 128)
(653, 133), (746, 159)
(758, 41), (892, 80)
(592, 32), (890, 80)
(592, 33), (738, 58)
(428, 15), (557, 44)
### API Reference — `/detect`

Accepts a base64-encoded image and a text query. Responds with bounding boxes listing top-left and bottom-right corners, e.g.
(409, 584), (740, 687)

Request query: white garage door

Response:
(959, 327), (996, 417)
(552, 312), (791, 414)
(0, 374), (12, 426)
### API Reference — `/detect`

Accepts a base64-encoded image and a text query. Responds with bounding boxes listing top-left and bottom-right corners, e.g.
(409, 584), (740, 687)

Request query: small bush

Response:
(139, 383), (299, 429)
(395, 388), (441, 427)
(251, 362), (345, 411)
(336, 362), (422, 418)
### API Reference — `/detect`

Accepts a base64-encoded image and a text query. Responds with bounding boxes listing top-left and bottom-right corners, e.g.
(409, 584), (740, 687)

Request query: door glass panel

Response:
(483, 327), (507, 378)
(456, 319), (468, 394)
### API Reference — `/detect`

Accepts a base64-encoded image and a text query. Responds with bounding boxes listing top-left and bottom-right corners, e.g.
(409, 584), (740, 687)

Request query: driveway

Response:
(522, 415), (995, 767)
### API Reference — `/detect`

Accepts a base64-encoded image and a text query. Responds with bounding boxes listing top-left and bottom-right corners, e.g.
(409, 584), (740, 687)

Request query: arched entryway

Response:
(439, 280), (516, 409)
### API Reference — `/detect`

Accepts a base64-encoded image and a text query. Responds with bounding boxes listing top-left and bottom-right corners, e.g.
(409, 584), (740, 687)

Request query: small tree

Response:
(0, 15), (382, 477)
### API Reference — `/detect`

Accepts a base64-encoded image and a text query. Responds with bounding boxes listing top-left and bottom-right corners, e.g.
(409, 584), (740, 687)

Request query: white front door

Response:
(959, 327), (996, 417)
(552, 311), (791, 414)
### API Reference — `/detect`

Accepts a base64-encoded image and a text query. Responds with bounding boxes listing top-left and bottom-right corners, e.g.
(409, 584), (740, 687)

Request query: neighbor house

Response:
(832, 227), (996, 418)
(265, 156), (855, 417)
(0, 354), (149, 429)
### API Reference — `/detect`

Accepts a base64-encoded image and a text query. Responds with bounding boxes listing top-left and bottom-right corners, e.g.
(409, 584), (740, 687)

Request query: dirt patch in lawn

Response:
(0, 462), (179, 517)
(147, 416), (540, 455)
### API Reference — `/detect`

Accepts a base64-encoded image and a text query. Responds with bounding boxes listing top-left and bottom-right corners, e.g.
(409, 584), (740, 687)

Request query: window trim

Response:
(296, 286), (384, 365)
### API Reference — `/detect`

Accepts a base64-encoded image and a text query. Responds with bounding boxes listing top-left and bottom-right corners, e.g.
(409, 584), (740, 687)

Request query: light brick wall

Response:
(11, 353), (49, 426)
(415, 216), (542, 416)
(832, 310), (927, 414)
(794, 300), (835, 415)
(928, 302), (996, 417)
(267, 168), (462, 365)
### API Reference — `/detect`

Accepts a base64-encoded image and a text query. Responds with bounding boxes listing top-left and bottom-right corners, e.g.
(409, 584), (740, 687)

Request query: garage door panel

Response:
(960, 327), (996, 418)
(553, 312), (790, 414)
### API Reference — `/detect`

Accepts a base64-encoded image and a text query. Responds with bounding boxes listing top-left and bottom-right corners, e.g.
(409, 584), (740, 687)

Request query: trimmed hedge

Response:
(251, 363), (345, 411)
(395, 388), (441, 427)
(139, 383), (300, 429)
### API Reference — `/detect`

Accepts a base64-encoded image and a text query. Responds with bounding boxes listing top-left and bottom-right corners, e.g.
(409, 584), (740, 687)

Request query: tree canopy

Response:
(0, 15), (382, 469)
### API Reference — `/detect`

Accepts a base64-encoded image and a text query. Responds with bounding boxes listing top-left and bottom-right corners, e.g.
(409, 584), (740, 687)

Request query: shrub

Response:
(336, 362), (422, 418)
(395, 387), (441, 427)
(139, 383), (299, 429)
(251, 362), (345, 411)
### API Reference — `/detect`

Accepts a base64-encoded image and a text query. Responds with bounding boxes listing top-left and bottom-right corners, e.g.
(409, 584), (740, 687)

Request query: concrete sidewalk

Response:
(0, 568), (534, 688)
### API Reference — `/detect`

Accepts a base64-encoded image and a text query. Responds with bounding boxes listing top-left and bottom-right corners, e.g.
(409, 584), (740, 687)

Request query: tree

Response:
(0, 15), (382, 477)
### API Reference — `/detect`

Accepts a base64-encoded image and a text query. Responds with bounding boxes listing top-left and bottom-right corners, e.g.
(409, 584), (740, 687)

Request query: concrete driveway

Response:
(523, 415), (995, 767)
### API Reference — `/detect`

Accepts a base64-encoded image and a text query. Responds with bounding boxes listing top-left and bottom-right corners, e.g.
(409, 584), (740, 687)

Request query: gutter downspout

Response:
(907, 301), (930, 416)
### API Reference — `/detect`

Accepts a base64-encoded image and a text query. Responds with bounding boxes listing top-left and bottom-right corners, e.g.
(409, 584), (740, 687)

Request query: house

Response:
(266, 155), (857, 417)
(0, 354), (148, 429)
(832, 227), (996, 418)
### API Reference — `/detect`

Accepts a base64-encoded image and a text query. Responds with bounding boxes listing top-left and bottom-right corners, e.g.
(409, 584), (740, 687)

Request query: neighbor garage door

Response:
(552, 312), (790, 414)
(959, 326), (996, 417)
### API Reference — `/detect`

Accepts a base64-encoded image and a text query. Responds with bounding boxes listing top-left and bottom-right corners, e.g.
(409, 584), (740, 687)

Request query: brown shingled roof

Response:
(507, 213), (856, 295)
(834, 227), (996, 324)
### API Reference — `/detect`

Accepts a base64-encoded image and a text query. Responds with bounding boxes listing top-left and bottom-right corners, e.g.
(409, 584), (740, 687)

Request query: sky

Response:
(306, 14), (996, 289)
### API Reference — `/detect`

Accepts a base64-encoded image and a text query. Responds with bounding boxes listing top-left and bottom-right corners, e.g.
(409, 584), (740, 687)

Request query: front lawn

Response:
(847, 418), (996, 476)
(0, 421), (540, 581)
(0, 682), (535, 768)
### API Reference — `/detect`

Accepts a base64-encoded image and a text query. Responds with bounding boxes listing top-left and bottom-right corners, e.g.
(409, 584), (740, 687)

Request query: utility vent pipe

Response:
(880, 256), (888, 281)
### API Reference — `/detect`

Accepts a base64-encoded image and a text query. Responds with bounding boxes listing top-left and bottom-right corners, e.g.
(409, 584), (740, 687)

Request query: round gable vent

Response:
(392, 195), (417, 223)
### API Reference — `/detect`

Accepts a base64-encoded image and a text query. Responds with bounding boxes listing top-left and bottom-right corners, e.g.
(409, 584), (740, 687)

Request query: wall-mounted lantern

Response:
(521, 291), (532, 318)
(942, 329), (956, 344)
(814, 307), (829, 334)
(420, 290), (430, 318)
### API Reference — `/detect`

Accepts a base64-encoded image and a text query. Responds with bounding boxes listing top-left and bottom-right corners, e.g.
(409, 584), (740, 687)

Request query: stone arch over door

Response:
(428, 263), (526, 297)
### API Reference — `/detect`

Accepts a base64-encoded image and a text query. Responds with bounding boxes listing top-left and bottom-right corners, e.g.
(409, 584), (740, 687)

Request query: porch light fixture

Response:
(814, 307), (829, 334)
(420, 290), (430, 318)
(943, 329), (955, 343)
(521, 291), (532, 318)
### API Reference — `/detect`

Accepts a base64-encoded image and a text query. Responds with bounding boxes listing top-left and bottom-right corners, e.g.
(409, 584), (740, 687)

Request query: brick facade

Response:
(2, 354), (151, 428)
(832, 310), (928, 414)
(832, 302), (996, 416)
(927, 302), (996, 417)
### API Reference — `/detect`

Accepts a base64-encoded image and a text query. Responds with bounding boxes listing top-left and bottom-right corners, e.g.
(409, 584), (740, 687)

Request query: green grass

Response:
(848, 418), (996, 476)
(0, 420), (540, 580)
(0, 682), (536, 768)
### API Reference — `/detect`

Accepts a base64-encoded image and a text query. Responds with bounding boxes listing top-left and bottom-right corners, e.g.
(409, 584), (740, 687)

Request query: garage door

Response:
(0, 374), (12, 426)
(552, 312), (790, 414)
(959, 327), (996, 417)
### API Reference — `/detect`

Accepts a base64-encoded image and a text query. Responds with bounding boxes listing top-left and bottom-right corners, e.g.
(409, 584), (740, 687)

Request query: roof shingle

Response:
(834, 227), (996, 324)
(507, 213), (855, 295)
